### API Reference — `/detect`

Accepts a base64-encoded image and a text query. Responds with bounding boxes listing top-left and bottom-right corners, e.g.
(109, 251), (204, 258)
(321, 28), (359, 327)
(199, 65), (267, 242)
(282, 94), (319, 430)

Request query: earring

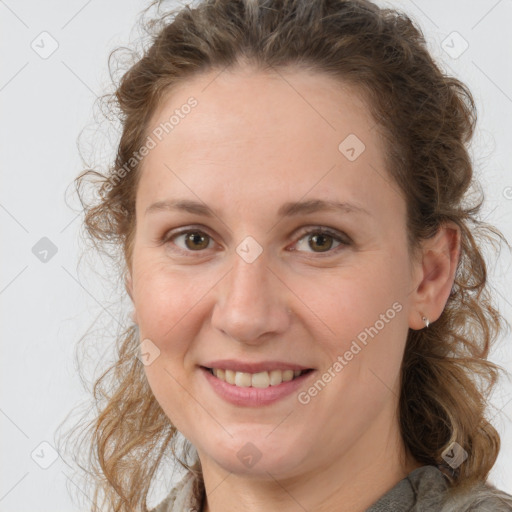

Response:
(421, 315), (430, 328)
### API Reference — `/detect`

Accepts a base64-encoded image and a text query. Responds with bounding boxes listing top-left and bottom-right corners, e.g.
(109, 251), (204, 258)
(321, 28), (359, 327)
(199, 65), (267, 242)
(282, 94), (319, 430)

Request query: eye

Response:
(165, 229), (214, 252)
(161, 226), (350, 256)
(292, 227), (350, 254)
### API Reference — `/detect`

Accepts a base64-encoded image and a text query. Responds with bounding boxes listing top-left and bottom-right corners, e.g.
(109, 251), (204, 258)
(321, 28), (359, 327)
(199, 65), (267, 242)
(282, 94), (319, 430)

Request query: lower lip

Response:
(200, 367), (315, 407)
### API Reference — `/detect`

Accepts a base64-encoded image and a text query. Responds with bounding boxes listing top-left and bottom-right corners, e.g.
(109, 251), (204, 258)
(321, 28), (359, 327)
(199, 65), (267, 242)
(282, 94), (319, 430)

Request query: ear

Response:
(125, 271), (138, 324)
(408, 222), (461, 330)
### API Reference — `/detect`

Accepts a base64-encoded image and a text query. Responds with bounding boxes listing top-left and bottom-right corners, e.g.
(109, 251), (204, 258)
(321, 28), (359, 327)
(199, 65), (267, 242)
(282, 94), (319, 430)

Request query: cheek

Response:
(134, 268), (204, 427)
(132, 257), (224, 362)
(143, 362), (194, 433)
(132, 263), (194, 345)
(304, 255), (408, 367)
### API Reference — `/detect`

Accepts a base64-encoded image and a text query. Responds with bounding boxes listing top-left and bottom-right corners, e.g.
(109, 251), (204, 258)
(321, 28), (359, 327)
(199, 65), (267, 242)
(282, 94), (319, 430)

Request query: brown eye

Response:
(183, 231), (211, 250)
(293, 228), (349, 254)
(165, 230), (213, 252)
(308, 233), (334, 252)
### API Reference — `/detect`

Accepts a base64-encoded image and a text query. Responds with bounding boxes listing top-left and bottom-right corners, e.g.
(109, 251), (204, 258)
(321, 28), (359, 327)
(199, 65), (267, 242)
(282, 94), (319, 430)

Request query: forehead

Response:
(137, 65), (398, 218)
(145, 65), (377, 155)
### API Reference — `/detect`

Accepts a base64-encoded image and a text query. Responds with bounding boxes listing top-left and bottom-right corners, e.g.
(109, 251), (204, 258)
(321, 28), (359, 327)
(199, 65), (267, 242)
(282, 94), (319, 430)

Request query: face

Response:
(128, 65), (421, 478)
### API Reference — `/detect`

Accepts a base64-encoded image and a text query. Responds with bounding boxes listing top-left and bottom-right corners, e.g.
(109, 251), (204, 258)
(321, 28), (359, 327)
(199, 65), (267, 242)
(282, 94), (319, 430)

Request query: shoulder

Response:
(150, 464), (512, 511)
(407, 465), (512, 512)
(149, 470), (203, 512)
(440, 480), (512, 512)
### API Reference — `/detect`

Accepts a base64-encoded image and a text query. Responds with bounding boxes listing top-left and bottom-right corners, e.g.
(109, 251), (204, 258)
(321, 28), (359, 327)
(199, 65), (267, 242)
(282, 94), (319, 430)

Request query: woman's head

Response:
(129, 63), (438, 478)
(71, 0), (509, 510)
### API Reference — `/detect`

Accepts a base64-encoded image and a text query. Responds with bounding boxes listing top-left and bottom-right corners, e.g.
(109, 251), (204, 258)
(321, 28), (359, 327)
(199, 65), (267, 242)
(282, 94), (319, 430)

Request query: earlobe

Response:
(408, 223), (461, 330)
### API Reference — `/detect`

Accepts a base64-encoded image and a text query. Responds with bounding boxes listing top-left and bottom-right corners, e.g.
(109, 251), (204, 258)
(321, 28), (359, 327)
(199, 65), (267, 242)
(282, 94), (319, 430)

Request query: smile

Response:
(205, 367), (311, 388)
(200, 365), (316, 406)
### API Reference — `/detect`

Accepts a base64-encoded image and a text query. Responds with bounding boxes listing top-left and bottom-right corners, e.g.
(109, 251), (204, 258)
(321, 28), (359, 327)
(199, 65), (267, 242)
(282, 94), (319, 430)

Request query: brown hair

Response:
(59, 0), (511, 510)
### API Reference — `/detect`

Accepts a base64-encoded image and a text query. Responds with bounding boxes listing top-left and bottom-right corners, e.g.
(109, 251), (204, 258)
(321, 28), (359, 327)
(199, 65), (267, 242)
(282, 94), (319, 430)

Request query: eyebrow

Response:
(145, 198), (371, 218)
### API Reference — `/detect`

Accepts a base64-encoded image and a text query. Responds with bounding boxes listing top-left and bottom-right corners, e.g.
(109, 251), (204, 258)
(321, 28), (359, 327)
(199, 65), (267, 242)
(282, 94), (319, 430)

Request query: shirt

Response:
(150, 464), (512, 511)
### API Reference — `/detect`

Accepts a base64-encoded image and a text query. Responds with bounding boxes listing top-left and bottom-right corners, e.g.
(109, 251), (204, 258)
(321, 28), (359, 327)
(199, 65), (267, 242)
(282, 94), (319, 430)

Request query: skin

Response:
(126, 65), (461, 512)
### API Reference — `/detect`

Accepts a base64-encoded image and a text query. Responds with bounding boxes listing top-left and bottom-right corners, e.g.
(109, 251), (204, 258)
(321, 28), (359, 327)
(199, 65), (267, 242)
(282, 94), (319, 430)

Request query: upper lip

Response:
(201, 359), (314, 373)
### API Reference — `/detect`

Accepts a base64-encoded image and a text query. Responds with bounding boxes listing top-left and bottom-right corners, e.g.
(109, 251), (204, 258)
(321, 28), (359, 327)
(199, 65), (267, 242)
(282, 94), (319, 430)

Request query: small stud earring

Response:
(421, 315), (430, 328)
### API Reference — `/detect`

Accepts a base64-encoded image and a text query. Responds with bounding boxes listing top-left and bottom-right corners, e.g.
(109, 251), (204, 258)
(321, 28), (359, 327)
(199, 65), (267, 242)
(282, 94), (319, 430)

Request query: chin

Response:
(196, 433), (310, 478)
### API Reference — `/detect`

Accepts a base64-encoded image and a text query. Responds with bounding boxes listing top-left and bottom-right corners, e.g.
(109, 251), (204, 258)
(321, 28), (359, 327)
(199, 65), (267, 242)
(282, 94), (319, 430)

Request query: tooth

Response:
(225, 369), (236, 385)
(282, 370), (294, 382)
(269, 370), (283, 386)
(251, 371), (270, 388)
(211, 368), (306, 387)
(235, 371), (252, 387)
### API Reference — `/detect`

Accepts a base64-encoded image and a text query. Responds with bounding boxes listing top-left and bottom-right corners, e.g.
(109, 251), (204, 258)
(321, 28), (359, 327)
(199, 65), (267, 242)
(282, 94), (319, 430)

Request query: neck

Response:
(199, 417), (421, 512)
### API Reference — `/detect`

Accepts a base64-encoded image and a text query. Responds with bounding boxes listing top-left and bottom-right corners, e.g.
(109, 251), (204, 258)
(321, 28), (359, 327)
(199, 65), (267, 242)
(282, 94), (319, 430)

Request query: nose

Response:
(210, 251), (291, 345)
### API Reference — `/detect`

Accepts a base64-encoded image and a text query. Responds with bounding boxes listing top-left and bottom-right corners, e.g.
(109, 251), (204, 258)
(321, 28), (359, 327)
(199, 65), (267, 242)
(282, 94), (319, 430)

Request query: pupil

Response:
(310, 234), (332, 252)
(186, 232), (208, 250)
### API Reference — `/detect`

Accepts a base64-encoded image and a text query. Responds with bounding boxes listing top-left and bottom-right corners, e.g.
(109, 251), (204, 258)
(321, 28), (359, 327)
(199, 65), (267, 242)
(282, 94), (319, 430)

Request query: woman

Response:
(67, 0), (512, 510)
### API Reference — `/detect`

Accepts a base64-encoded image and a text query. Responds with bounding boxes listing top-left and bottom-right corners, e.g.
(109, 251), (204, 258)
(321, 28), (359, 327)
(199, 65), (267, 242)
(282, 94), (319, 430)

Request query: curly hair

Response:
(58, 0), (511, 510)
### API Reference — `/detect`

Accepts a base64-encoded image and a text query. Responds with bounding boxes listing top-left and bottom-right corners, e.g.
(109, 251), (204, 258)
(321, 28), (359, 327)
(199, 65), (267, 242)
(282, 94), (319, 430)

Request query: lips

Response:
(200, 364), (316, 406)
(198, 359), (316, 405)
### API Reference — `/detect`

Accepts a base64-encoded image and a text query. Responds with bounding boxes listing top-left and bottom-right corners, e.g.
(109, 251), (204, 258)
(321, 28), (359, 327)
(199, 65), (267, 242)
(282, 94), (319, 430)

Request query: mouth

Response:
(200, 366), (314, 389)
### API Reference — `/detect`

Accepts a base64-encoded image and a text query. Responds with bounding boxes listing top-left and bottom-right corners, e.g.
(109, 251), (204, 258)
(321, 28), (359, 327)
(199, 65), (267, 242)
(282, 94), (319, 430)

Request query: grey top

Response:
(150, 465), (512, 511)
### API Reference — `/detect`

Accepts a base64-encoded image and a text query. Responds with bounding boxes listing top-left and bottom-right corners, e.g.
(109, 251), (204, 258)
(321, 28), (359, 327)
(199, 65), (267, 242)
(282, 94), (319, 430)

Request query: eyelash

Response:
(161, 225), (351, 257)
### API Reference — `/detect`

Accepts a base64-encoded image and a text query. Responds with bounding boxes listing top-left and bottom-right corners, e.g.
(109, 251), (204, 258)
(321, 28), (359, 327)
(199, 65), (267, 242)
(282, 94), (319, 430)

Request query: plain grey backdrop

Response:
(1, 0), (511, 510)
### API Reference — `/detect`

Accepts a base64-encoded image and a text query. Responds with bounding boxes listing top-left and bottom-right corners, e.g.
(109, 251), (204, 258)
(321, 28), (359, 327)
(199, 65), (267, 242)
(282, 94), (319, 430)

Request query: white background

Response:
(1, 0), (511, 510)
